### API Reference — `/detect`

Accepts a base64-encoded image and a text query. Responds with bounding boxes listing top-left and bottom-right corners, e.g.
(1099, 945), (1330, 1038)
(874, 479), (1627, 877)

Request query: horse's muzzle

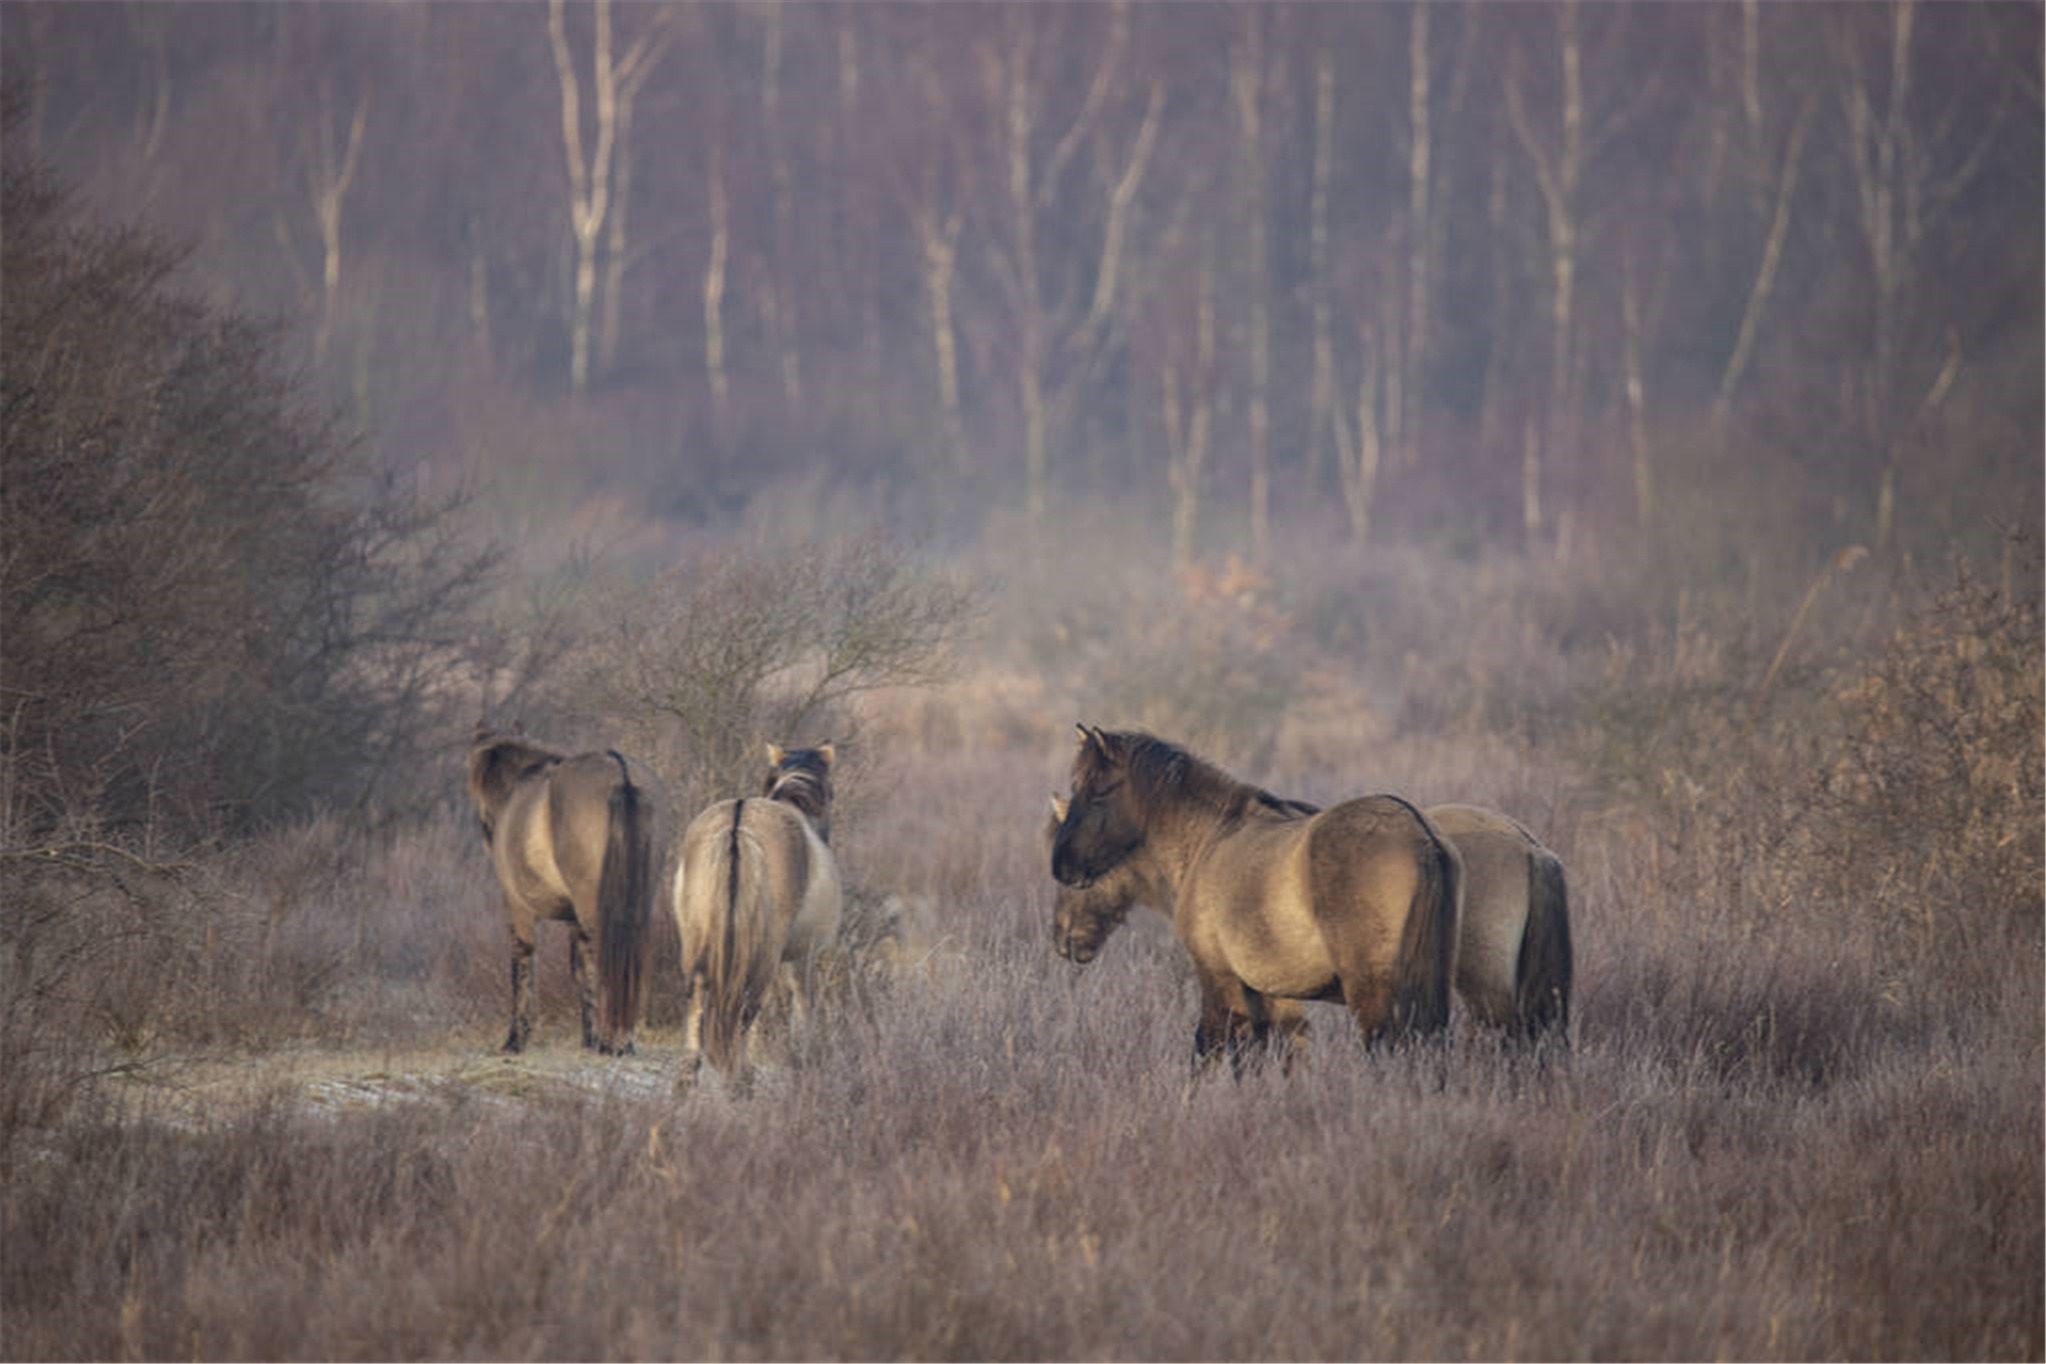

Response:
(1050, 849), (1099, 889)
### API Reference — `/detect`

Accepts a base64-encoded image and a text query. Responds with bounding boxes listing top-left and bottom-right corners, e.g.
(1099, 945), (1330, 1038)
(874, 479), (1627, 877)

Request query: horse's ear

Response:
(471, 718), (494, 747)
(766, 742), (786, 767)
(1050, 793), (1069, 823)
(815, 741), (835, 768)
(1075, 723), (1106, 758)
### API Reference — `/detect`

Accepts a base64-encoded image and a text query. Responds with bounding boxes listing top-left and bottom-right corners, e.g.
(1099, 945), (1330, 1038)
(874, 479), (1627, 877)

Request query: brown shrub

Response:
(1819, 551), (2044, 1000)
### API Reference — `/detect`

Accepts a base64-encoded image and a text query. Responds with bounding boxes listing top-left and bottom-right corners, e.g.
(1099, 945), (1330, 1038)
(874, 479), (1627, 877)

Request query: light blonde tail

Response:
(701, 800), (770, 1074)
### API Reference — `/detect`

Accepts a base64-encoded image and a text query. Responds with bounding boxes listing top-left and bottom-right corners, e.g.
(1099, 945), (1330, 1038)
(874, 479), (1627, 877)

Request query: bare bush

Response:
(1, 129), (497, 843)
(1022, 551), (1307, 760)
(1820, 547), (2044, 1000)
(563, 534), (977, 813)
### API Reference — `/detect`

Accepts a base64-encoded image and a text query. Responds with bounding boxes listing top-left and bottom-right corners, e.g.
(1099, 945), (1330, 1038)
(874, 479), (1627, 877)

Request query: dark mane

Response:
(1108, 731), (1311, 829)
(468, 731), (564, 819)
(764, 745), (834, 841)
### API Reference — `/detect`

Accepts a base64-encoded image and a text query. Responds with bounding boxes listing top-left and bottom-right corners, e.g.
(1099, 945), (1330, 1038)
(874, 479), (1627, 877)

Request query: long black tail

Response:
(597, 754), (652, 1048)
(1390, 803), (1461, 1040)
(1514, 847), (1573, 1045)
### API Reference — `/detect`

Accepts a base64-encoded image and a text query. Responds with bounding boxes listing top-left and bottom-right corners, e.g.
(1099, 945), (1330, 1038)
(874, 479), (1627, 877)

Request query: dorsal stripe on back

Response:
(724, 799), (744, 976)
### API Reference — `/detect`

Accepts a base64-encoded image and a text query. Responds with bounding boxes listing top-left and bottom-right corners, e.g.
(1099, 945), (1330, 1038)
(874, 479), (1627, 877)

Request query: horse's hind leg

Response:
(676, 969), (706, 1091)
(570, 931), (600, 1051)
(778, 958), (815, 1050)
(505, 933), (537, 1054)
(1337, 971), (1399, 1048)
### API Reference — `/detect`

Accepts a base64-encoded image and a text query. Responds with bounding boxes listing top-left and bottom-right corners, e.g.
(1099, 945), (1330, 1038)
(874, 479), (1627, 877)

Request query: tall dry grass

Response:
(3, 533), (2039, 1361)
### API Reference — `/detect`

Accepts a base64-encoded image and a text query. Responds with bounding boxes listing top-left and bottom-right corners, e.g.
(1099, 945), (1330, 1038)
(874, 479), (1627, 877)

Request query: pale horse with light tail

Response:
(673, 743), (842, 1089)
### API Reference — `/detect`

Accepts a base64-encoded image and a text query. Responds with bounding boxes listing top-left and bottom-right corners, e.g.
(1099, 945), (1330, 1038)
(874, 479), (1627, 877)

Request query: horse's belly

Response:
(1224, 914), (1337, 1000)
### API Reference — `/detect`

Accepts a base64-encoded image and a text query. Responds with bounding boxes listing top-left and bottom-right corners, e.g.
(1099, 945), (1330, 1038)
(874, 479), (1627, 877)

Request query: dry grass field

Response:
(4, 538), (2041, 1362)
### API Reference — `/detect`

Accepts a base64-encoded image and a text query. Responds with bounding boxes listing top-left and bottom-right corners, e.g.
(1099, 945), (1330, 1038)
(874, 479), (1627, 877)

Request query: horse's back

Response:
(675, 797), (839, 955)
(538, 753), (640, 891)
(675, 798), (742, 937)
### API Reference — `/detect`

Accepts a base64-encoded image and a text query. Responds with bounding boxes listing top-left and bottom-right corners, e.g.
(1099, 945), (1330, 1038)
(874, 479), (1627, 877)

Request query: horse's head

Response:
(466, 725), (508, 844)
(466, 725), (560, 847)
(764, 740), (835, 842)
(1051, 724), (1147, 889)
(1046, 794), (1138, 964)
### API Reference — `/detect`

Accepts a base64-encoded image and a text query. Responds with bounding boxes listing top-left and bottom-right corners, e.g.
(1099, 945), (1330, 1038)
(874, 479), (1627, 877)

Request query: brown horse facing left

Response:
(466, 725), (654, 1055)
(1050, 796), (1573, 1047)
(1050, 726), (1462, 1072)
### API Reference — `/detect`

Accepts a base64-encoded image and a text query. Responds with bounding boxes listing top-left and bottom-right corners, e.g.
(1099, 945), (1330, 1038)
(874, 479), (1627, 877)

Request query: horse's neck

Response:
(769, 790), (831, 844)
(1135, 799), (1234, 901)
(1128, 861), (1178, 919)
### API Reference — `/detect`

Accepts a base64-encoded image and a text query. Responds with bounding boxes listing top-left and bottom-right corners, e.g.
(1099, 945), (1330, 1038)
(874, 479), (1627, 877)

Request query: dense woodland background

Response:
(11, 2), (2039, 556)
(2, 5), (2041, 1361)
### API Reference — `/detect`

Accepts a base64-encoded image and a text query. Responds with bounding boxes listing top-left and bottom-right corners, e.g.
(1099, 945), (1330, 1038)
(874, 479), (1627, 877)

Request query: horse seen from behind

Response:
(1049, 726), (1462, 1073)
(466, 725), (655, 1055)
(673, 743), (843, 1090)
(1425, 803), (1572, 1042)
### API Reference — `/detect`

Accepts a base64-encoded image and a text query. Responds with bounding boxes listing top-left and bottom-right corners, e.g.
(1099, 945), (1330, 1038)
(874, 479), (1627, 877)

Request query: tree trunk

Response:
(703, 141), (729, 414)
(1164, 254), (1217, 568)
(1402, 2), (1432, 473)
(1307, 52), (1335, 496)
(311, 86), (367, 366)
(546, 0), (669, 396)
(1233, 10), (1271, 563)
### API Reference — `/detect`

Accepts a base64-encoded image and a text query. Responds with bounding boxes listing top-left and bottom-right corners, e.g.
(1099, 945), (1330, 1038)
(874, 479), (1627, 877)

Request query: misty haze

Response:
(3, 4), (2040, 1360)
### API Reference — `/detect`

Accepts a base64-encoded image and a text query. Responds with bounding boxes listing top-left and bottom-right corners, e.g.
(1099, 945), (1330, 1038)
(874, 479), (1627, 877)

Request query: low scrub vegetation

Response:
(4, 528), (2039, 1361)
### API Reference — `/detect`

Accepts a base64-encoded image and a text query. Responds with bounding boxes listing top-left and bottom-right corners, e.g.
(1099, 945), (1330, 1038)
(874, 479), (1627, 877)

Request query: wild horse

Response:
(1050, 726), (1461, 1072)
(466, 725), (655, 1054)
(673, 743), (842, 1088)
(1050, 795), (1571, 1046)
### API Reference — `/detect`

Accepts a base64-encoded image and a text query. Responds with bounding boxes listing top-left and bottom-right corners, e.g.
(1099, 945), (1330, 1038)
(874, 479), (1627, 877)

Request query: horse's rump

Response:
(1425, 802), (1572, 1043)
(678, 797), (834, 1074)
(1300, 795), (1459, 1039)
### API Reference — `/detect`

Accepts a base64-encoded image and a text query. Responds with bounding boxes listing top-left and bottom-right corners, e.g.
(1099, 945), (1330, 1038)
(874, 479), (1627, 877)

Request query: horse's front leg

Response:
(1268, 1000), (1311, 1077)
(1231, 987), (1291, 1078)
(1189, 972), (1259, 1080)
(505, 928), (537, 1054)
(570, 931), (601, 1051)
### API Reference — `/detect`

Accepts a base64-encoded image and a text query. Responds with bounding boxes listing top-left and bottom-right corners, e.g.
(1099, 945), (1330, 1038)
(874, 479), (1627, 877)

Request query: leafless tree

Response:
(545, 0), (672, 396)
